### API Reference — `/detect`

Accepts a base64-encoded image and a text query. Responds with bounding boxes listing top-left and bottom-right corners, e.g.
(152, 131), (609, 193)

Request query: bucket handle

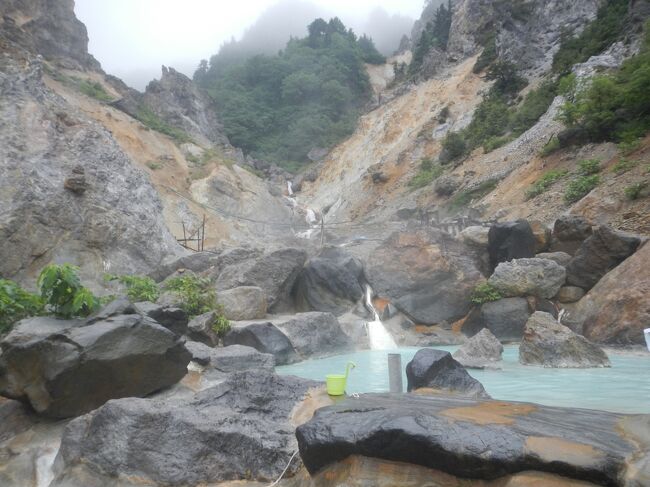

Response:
(344, 361), (356, 379)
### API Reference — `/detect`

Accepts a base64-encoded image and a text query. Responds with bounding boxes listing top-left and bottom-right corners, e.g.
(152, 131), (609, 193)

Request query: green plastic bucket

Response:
(326, 362), (355, 396)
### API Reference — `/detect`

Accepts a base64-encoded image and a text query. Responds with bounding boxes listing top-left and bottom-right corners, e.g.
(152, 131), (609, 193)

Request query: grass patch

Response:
(409, 158), (444, 189)
(618, 138), (642, 155)
(539, 136), (561, 157)
(564, 175), (601, 203)
(612, 157), (639, 174)
(577, 159), (601, 176)
(449, 179), (498, 210)
(525, 169), (568, 200)
(136, 105), (191, 144)
(624, 181), (648, 200)
(483, 134), (514, 153)
(471, 282), (502, 305)
(75, 78), (113, 102)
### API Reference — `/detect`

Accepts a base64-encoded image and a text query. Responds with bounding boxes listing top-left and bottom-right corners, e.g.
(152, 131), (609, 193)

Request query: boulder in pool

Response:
(453, 328), (503, 369)
(462, 297), (530, 342)
(519, 312), (610, 368)
(405, 348), (489, 398)
(488, 258), (566, 299)
(273, 312), (354, 359)
(185, 341), (274, 371)
(296, 393), (650, 485)
(0, 315), (191, 418)
(223, 321), (298, 365)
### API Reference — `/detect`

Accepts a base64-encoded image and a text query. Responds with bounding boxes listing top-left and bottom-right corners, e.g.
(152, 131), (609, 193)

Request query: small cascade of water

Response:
(306, 208), (317, 225)
(364, 286), (397, 350)
(287, 181), (294, 196)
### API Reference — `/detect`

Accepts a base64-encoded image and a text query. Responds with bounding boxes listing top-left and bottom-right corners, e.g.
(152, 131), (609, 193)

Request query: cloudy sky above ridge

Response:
(75, 0), (425, 90)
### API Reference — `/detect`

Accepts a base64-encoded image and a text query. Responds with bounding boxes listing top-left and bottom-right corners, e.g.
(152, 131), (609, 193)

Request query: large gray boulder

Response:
(488, 220), (536, 271)
(488, 258), (566, 299)
(134, 301), (188, 336)
(565, 226), (641, 290)
(405, 349), (489, 398)
(462, 297), (530, 342)
(519, 312), (610, 368)
(366, 229), (483, 326)
(52, 370), (321, 486)
(223, 322), (298, 365)
(273, 312), (354, 359)
(296, 394), (650, 485)
(0, 315), (191, 418)
(186, 311), (220, 347)
(215, 248), (307, 312)
(550, 215), (593, 255)
(217, 286), (267, 321)
(184, 342), (274, 372)
(293, 248), (365, 316)
(453, 328), (503, 369)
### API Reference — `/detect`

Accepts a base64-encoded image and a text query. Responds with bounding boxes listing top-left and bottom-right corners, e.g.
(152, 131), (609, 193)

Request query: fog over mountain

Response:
(75, 0), (420, 90)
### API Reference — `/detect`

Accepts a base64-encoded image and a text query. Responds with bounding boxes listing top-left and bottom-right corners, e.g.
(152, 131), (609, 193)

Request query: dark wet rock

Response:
(134, 301), (188, 336)
(53, 370), (321, 486)
(550, 215), (593, 255)
(536, 251), (572, 267)
(0, 398), (35, 444)
(405, 348), (489, 398)
(296, 393), (648, 485)
(217, 286), (267, 321)
(566, 242), (650, 345)
(0, 315), (190, 418)
(293, 248), (365, 316)
(529, 221), (551, 253)
(527, 297), (559, 318)
(63, 166), (87, 194)
(184, 341), (274, 372)
(273, 312), (354, 359)
(186, 311), (220, 347)
(557, 286), (586, 303)
(453, 328), (503, 369)
(488, 220), (536, 270)
(366, 229), (483, 326)
(565, 226), (641, 290)
(223, 322), (298, 365)
(216, 248), (307, 313)
(519, 312), (610, 368)
(489, 258), (566, 299)
(86, 296), (136, 324)
(462, 297), (530, 342)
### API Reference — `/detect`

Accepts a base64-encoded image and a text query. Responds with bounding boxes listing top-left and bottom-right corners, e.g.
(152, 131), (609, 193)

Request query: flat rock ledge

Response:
(296, 394), (650, 486)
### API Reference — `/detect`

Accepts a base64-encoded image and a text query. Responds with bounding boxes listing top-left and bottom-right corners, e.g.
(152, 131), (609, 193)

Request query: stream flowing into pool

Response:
(276, 345), (650, 414)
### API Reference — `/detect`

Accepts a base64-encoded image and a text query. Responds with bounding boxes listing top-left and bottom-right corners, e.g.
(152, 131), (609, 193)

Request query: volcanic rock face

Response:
(273, 312), (354, 360)
(453, 328), (503, 369)
(463, 297), (531, 342)
(489, 258), (566, 299)
(52, 370), (322, 486)
(0, 315), (191, 418)
(366, 229), (484, 326)
(519, 312), (610, 368)
(224, 322), (298, 365)
(488, 220), (537, 270)
(296, 394), (650, 485)
(405, 348), (489, 398)
(216, 286), (267, 321)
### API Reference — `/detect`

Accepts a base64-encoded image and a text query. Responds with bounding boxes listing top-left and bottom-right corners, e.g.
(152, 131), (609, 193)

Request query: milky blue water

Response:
(276, 345), (650, 414)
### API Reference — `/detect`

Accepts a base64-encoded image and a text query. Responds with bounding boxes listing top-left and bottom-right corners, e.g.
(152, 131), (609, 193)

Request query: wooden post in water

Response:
(388, 353), (403, 393)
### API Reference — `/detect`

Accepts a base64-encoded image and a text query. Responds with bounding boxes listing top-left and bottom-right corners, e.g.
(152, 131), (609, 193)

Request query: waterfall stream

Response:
(364, 286), (397, 350)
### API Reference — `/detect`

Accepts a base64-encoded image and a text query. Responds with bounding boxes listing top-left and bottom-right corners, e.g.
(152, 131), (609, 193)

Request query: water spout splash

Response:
(287, 181), (294, 196)
(364, 286), (397, 350)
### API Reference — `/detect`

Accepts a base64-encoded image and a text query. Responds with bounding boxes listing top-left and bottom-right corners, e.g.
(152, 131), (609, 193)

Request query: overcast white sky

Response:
(74, 0), (425, 89)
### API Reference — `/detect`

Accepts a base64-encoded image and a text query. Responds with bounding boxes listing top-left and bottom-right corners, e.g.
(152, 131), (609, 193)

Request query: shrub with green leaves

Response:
(564, 175), (601, 203)
(409, 158), (444, 189)
(440, 131), (468, 163)
(75, 79), (113, 102)
(578, 159), (601, 175)
(612, 157), (638, 174)
(449, 180), (498, 210)
(539, 136), (561, 157)
(473, 34), (497, 73)
(471, 283), (502, 305)
(164, 275), (217, 316)
(624, 181), (648, 200)
(483, 135), (513, 153)
(211, 313), (231, 337)
(525, 169), (568, 200)
(37, 264), (99, 318)
(106, 275), (160, 303)
(136, 105), (191, 144)
(0, 279), (43, 333)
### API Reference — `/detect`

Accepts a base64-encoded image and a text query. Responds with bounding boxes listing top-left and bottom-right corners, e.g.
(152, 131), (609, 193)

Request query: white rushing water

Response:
(364, 286), (397, 350)
(287, 181), (294, 196)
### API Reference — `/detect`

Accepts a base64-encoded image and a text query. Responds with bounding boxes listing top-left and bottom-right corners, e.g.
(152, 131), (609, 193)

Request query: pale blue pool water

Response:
(276, 345), (650, 414)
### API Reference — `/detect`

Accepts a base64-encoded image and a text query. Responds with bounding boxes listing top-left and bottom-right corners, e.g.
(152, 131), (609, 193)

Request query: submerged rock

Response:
(519, 312), (610, 368)
(0, 315), (191, 418)
(462, 297), (530, 342)
(405, 348), (489, 398)
(453, 328), (503, 369)
(489, 258), (566, 299)
(296, 393), (649, 485)
(224, 322), (298, 365)
(565, 226), (641, 290)
(52, 370), (323, 486)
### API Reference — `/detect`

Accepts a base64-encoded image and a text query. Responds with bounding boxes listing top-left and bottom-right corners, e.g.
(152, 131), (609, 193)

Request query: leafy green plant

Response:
(471, 283), (502, 305)
(525, 169), (568, 200)
(578, 159), (601, 176)
(473, 33), (497, 74)
(106, 275), (160, 303)
(564, 175), (601, 203)
(136, 105), (191, 144)
(211, 312), (231, 337)
(37, 264), (99, 318)
(409, 158), (444, 189)
(0, 280), (43, 334)
(624, 181), (648, 200)
(618, 138), (642, 156)
(612, 157), (638, 174)
(539, 136), (561, 157)
(75, 78), (113, 102)
(449, 180), (498, 210)
(440, 131), (468, 163)
(147, 161), (162, 170)
(164, 275), (217, 316)
(483, 135), (513, 153)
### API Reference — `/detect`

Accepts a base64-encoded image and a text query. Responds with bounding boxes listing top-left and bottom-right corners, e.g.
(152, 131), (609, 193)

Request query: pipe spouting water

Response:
(364, 285), (397, 350)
